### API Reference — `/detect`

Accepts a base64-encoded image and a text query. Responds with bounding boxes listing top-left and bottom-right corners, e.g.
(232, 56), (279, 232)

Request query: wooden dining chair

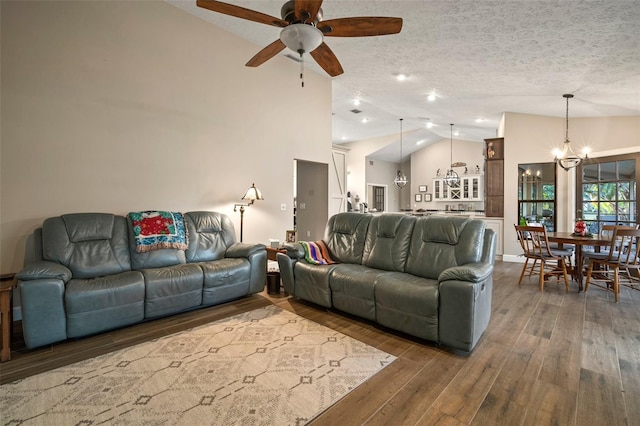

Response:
(585, 227), (640, 302)
(514, 224), (570, 292)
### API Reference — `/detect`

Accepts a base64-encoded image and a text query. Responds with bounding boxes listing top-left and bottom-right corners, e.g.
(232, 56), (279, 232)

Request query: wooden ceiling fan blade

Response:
(246, 39), (286, 67)
(196, 0), (288, 27)
(318, 17), (403, 37)
(294, 0), (323, 23)
(310, 43), (344, 77)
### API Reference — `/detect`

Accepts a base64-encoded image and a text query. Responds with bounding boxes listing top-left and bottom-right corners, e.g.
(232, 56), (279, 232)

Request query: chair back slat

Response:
(514, 225), (554, 258)
(615, 228), (640, 266)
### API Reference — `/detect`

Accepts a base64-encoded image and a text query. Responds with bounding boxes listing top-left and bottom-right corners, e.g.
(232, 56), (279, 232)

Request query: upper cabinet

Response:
(484, 138), (504, 217)
(433, 174), (483, 201)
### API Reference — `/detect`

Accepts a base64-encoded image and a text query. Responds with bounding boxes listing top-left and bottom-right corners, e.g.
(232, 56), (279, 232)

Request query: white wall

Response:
(0, 1), (332, 273)
(365, 157), (401, 212)
(410, 138), (484, 209)
(341, 129), (420, 209)
(502, 112), (640, 259)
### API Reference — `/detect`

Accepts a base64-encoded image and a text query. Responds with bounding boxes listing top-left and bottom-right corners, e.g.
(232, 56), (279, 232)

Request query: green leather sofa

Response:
(277, 212), (496, 353)
(16, 211), (266, 349)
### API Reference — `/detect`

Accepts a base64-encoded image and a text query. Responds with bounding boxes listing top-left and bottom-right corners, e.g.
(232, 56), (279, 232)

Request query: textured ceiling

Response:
(169, 0), (640, 162)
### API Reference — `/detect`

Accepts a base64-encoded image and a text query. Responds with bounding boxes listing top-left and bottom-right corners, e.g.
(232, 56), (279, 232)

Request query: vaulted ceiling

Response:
(169, 0), (640, 162)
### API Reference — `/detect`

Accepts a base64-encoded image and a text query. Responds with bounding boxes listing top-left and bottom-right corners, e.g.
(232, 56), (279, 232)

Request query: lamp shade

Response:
(242, 183), (264, 204)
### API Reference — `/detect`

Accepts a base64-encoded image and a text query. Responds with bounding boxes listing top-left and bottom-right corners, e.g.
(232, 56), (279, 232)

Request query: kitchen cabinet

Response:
(433, 174), (483, 201)
(484, 137), (504, 217)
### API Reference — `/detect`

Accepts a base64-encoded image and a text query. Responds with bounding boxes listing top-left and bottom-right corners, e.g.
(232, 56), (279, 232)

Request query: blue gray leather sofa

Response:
(16, 211), (266, 349)
(277, 213), (496, 353)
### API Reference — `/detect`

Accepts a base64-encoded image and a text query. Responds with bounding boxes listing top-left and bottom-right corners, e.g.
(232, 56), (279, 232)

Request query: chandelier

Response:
(554, 94), (588, 171)
(443, 124), (461, 187)
(394, 118), (408, 188)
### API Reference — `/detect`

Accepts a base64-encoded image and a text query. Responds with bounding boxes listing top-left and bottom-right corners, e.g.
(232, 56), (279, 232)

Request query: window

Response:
(577, 154), (639, 234)
(518, 162), (557, 231)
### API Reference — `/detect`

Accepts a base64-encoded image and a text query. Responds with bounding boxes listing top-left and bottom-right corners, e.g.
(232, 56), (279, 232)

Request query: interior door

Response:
(330, 147), (348, 217)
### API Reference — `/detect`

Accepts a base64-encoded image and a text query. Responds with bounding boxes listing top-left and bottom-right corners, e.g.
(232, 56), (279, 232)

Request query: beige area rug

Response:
(1, 305), (395, 425)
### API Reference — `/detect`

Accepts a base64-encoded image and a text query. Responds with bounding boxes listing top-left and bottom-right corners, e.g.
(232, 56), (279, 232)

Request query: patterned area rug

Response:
(1, 305), (395, 425)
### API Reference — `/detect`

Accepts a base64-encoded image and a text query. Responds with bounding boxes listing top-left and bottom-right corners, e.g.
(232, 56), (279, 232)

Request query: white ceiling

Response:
(169, 0), (640, 162)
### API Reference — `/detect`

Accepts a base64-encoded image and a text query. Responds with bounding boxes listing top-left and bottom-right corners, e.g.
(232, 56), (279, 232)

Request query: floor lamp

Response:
(233, 183), (263, 242)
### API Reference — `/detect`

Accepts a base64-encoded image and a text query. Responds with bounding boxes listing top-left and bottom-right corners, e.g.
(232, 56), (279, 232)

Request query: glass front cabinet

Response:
(433, 175), (483, 201)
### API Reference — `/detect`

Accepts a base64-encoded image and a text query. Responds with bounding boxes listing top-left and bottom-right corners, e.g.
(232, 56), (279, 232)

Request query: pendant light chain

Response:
(450, 123), (453, 165)
(393, 118), (408, 188)
(565, 94), (570, 141)
(400, 118), (403, 163)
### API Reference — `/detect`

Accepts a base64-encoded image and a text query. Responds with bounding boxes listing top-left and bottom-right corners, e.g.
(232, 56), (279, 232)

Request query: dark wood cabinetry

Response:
(484, 138), (504, 217)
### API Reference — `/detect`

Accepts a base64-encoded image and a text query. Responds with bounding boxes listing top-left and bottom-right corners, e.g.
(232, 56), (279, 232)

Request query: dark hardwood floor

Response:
(2, 261), (639, 425)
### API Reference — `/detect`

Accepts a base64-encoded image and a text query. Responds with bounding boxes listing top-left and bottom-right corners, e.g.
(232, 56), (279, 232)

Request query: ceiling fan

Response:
(196, 0), (403, 77)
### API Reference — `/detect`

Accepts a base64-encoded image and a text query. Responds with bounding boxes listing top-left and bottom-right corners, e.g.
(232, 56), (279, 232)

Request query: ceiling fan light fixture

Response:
(280, 24), (323, 54)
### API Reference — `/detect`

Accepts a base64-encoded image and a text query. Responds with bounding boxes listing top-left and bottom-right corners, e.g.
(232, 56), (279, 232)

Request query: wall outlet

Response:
(280, 203), (286, 211)
(306, 231), (311, 237)
(300, 202), (306, 209)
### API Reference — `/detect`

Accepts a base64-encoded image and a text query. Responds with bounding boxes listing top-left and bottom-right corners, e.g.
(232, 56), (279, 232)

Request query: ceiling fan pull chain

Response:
(298, 49), (305, 88)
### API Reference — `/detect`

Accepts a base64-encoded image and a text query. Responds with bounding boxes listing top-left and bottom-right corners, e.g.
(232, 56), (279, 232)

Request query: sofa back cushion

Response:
(405, 216), (486, 280)
(363, 214), (416, 271)
(127, 215), (187, 270)
(324, 213), (372, 264)
(42, 213), (131, 279)
(184, 211), (236, 262)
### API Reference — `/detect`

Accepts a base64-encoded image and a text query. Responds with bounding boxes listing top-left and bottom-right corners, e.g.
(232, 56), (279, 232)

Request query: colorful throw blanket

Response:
(129, 211), (188, 253)
(300, 240), (336, 265)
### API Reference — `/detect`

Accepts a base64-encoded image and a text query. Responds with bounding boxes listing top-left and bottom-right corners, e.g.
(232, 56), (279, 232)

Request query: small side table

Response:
(1, 273), (17, 362)
(266, 247), (286, 295)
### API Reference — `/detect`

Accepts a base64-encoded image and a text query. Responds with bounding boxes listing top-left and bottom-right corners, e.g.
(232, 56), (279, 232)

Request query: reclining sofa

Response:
(16, 211), (266, 349)
(277, 212), (496, 352)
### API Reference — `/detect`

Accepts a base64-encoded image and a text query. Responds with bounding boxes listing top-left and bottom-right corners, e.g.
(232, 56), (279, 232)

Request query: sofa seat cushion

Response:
(65, 271), (145, 338)
(329, 264), (389, 321)
(293, 262), (340, 308)
(199, 258), (251, 305)
(374, 273), (439, 342)
(141, 264), (203, 319)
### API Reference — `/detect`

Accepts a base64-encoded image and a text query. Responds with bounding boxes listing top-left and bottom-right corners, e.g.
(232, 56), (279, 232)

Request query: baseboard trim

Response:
(502, 254), (525, 263)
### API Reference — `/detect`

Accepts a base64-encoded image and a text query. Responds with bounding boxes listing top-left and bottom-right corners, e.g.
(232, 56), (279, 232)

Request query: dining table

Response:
(546, 232), (612, 291)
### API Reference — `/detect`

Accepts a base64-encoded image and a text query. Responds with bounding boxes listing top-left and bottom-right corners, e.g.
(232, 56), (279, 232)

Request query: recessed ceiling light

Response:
(475, 118), (485, 123)
(353, 99), (361, 106)
(417, 140), (425, 145)
(454, 130), (460, 136)
(341, 136), (347, 140)
(426, 122), (434, 129)
(427, 94), (436, 102)
(396, 74), (407, 81)
(361, 118), (369, 123)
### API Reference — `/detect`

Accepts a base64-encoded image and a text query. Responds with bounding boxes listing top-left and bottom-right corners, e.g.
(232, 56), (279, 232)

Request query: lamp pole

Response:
(234, 203), (247, 242)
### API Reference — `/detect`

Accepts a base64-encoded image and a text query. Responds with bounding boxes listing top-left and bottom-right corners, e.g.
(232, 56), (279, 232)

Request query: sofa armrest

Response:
(16, 261), (72, 283)
(283, 243), (305, 260)
(438, 266), (493, 353)
(226, 242), (266, 258)
(18, 276), (68, 349)
(277, 252), (297, 294)
(225, 243), (266, 294)
(438, 262), (493, 284)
